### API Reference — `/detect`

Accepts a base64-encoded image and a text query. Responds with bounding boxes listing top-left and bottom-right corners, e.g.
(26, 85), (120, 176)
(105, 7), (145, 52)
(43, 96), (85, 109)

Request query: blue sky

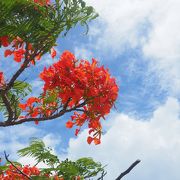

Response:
(1, 0), (180, 179)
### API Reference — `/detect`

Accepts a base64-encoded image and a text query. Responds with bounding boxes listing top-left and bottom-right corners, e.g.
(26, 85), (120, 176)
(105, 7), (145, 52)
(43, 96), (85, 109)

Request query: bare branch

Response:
(97, 171), (107, 180)
(4, 151), (32, 180)
(115, 160), (141, 180)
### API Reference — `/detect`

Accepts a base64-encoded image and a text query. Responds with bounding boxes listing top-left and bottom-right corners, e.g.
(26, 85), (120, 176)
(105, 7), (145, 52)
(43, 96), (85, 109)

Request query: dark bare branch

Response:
(115, 160), (141, 180)
(4, 151), (32, 180)
(97, 171), (107, 180)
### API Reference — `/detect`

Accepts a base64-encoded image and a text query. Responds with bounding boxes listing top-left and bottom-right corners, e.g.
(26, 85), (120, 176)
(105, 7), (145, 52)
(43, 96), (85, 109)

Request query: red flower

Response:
(0, 72), (4, 87)
(0, 36), (9, 47)
(36, 53), (41, 60)
(66, 120), (74, 128)
(13, 48), (26, 62)
(34, 0), (50, 6)
(75, 128), (80, 136)
(27, 97), (40, 106)
(94, 137), (101, 145)
(18, 103), (27, 110)
(30, 166), (40, 175)
(4, 49), (13, 57)
(31, 109), (39, 117)
(87, 136), (94, 144)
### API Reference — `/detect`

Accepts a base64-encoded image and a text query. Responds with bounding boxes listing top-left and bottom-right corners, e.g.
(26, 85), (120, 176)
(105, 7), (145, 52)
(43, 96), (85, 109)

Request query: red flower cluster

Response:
(34, 0), (50, 6)
(2, 35), (56, 64)
(19, 97), (41, 118)
(39, 51), (118, 144)
(0, 36), (9, 47)
(0, 72), (4, 87)
(19, 51), (118, 144)
(19, 95), (58, 124)
(0, 165), (40, 179)
(0, 164), (66, 179)
(4, 36), (28, 63)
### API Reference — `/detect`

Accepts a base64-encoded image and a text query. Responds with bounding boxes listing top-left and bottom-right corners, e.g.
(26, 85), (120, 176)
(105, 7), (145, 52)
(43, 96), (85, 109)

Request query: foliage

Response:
(0, 0), (118, 145)
(18, 138), (60, 167)
(0, 80), (32, 119)
(0, 0), (119, 179)
(0, 139), (106, 179)
(0, 0), (98, 55)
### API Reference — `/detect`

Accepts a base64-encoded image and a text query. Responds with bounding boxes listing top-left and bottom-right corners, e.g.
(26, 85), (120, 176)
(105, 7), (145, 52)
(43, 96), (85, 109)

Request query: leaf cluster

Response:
(17, 138), (105, 179)
(0, 80), (32, 119)
(18, 138), (59, 167)
(0, 0), (98, 54)
(54, 158), (104, 179)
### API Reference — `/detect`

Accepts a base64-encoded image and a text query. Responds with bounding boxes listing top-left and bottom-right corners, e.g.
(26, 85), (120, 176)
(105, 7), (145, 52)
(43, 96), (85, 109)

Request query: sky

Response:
(1, 0), (180, 179)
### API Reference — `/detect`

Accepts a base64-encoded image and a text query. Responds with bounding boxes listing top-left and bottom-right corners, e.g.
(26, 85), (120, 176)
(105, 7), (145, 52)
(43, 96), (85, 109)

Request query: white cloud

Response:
(65, 97), (180, 180)
(42, 133), (61, 156)
(85, 0), (180, 96)
(142, 1), (180, 96)
(0, 125), (40, 160)
(74, 47), (93, 60)
(43, 133), (61, 149)
(86, 0), (154, 52)
(0, 124), (61, 167)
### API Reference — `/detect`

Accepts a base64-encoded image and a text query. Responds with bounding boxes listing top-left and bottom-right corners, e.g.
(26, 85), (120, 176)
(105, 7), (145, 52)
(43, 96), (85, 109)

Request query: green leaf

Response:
(12, 80), (32, 98)
(0, 165), (8, 172)
(18, 138), (59, 167)
(0, 0), (98, 54)
(16, 138), (106, 179)
(0, 80), (32, 119)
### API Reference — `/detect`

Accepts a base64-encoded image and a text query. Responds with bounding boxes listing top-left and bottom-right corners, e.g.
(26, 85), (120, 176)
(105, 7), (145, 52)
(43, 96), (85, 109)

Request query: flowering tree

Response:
(0, 139), (106, 179)
(0, 1), (142, 179)
(0, 0), (118, 145)
(0, 139), (140, 180)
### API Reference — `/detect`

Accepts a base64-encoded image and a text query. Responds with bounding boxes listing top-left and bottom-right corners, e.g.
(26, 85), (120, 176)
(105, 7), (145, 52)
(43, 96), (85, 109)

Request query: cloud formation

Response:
(66, 97), (180, 180)
(0, 125), (40, 160)
(85, 0), (180, 96)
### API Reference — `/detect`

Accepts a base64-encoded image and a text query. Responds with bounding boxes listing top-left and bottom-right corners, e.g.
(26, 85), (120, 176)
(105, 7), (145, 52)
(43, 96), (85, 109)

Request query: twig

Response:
(115, 160), (141, 180)
(97, 171), (107, 180)
(4, 151), (32, 180)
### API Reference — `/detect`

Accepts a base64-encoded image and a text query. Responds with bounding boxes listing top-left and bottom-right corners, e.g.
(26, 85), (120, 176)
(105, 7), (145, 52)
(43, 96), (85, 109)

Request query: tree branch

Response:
(4, 151), (32, 180)
(0, 90), (14, 121)
(0, 99), (87, 127)
(115, 160), (141, 180)
(97, 171), (107, 180)
(5, 43), (34, 91)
